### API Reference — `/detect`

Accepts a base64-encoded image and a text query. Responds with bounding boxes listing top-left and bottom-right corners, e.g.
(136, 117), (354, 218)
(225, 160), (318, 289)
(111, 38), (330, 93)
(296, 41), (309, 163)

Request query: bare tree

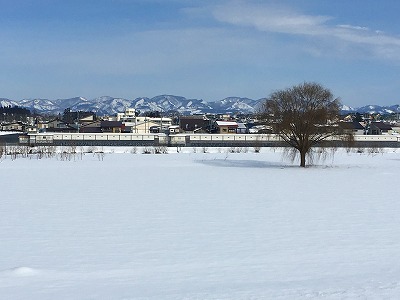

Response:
(262, 82), (344, 167)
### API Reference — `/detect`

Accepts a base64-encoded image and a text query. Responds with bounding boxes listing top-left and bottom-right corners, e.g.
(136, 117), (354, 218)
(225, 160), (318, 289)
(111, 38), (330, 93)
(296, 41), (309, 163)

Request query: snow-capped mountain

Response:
(18, 98), (63, 113)
(132, 95), (214, 115)
(3, 95), (259, 115)
(2, 95), (399, 116)
(75, 96), (134, 116)
(211, 97), (264, 114)
(341, 104), (400, 115)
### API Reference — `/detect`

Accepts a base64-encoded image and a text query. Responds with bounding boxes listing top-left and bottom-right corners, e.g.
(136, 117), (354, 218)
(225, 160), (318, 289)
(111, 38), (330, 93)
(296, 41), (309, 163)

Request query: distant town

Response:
(0, 104), (399, 134)
(0, 100), (399, 149)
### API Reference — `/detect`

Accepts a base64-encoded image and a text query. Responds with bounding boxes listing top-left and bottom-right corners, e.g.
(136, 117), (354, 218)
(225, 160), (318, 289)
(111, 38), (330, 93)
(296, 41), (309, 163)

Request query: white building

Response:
(114, 108), (173, 133)
(116, 108), (137, 122)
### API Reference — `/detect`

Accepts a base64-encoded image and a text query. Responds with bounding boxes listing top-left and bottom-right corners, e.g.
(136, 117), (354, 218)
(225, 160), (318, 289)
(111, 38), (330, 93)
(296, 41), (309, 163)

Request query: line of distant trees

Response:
(62, 108), (97, 124)
(0, 106), (31, 122)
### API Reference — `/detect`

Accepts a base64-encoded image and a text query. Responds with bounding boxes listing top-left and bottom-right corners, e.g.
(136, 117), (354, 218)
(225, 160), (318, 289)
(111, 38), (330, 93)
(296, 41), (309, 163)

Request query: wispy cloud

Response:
(213, 2), (330, 36)
(212, 1), (400, 61)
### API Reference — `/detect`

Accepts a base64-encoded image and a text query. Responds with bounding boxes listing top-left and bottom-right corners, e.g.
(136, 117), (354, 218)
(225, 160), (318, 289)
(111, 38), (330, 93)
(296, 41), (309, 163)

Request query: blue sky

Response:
(1, 0), (399, 107)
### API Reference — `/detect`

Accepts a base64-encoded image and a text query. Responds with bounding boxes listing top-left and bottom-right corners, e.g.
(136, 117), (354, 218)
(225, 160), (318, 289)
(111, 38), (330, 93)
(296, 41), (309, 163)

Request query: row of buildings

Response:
(1, 108), (399, 136)
(1, 108), (249, 135)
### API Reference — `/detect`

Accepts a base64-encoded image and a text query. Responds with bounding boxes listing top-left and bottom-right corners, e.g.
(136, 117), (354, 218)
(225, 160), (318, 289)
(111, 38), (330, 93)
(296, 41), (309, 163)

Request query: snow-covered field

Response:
(1, 148), (400, 299)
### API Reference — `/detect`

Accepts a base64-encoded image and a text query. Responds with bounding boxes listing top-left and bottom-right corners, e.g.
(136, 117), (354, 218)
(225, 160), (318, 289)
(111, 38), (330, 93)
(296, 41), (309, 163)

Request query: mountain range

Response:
(1, 95), (399, 116)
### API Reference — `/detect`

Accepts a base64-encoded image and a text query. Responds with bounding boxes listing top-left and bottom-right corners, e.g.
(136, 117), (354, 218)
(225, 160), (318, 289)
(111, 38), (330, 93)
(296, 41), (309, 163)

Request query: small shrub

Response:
(87, 146), (97, 153)
(142, 147), (153, 154)
(96, 151), (105, 161)
(154, 146), (168, 154)
(0, 144), (4, 160)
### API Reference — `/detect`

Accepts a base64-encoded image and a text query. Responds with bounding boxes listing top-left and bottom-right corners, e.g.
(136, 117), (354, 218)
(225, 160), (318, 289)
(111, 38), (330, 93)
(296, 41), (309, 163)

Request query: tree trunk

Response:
(300, 150), (306, 167)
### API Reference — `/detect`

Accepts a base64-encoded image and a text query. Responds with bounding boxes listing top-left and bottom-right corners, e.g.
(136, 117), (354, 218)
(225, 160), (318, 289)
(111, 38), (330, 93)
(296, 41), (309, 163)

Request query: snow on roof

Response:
(216, 121), (238, 126)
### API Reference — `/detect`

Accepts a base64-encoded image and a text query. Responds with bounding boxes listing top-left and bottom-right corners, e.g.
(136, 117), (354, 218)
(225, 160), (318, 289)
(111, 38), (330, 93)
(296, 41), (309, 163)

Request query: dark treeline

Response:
(0, 105), (31, 122)
(62, 108), (97, 124)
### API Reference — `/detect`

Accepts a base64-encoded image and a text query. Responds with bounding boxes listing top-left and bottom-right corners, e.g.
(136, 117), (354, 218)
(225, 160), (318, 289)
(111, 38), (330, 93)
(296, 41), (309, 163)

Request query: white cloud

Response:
(212, 1), (400, 61)
(337, 25), (369, 31)
(213, 2), (331, 36)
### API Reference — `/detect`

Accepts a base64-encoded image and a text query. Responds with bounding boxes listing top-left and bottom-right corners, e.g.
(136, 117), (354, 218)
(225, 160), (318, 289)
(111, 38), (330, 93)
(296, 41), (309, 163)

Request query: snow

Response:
(1, 99), (18, 107)
(1, 148), (400, 299)
(0, 131), (19, 135)
(3, 267), (41, 277)
(341, 105), (354, 111)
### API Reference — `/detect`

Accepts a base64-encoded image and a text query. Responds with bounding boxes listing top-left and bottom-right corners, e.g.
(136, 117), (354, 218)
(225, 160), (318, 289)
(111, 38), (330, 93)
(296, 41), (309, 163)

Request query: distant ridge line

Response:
(0, 95), (399, 116)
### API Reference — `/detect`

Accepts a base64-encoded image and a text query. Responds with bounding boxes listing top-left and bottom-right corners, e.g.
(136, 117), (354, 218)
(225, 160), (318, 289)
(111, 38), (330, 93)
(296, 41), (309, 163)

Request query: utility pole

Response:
(76, 111), (80, 133)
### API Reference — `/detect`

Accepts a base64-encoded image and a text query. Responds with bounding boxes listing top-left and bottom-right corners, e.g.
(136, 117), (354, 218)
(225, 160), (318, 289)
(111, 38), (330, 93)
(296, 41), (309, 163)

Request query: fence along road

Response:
(19, 133), (400, 148)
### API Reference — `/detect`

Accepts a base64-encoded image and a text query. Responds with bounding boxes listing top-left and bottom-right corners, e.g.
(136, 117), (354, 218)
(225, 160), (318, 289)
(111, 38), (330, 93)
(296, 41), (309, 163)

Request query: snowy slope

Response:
(0, 98), (18, 108)
(341, 104), (400, 115)
(1, 148), (400, 299)
(212, 97), (263, 113)
(17, 98), (61, 113)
